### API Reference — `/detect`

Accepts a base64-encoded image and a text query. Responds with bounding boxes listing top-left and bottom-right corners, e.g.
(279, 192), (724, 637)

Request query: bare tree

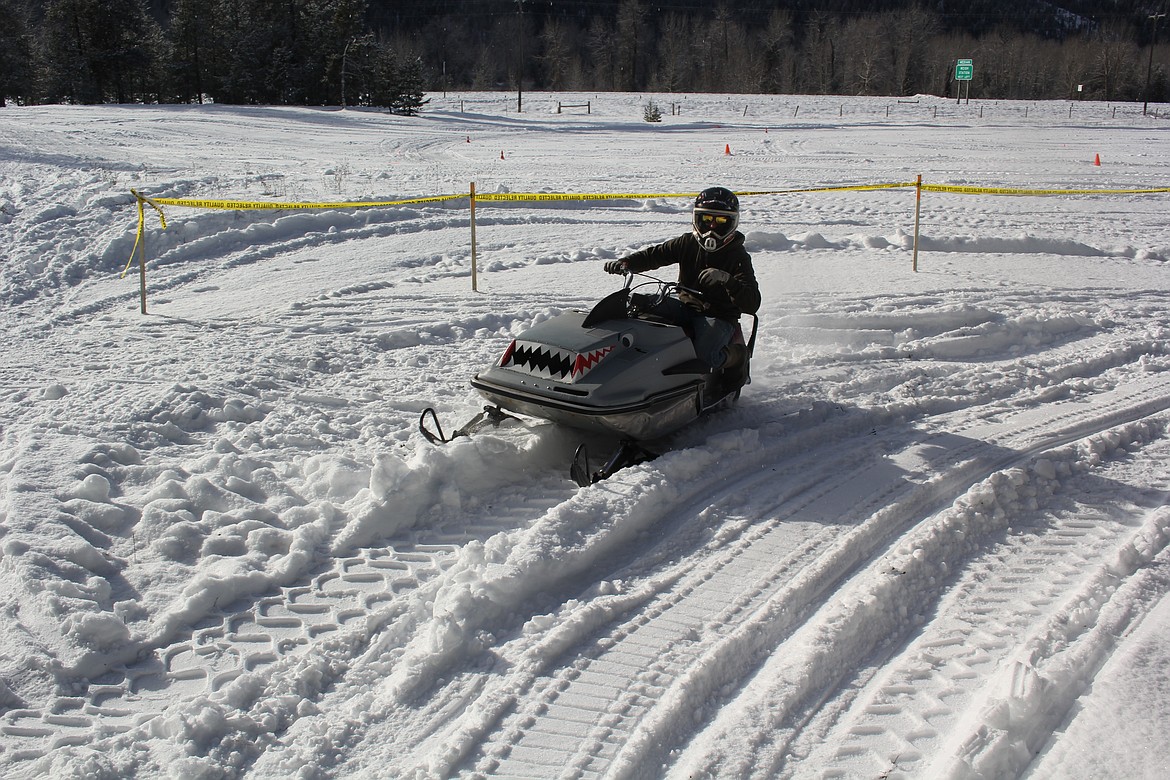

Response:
(650, 13), (692, 92)
(800, 12), (840, 94)
(539, 17), (573, 90)
(586, 15), (616, 91)
(885, 4), (940, 95)
(715, 5), (752, 92)
(1088, 22), (1142, 100)
(840, 15), (890, 95)
(757, 10), (796, 94)
(615, 0), (648, 91)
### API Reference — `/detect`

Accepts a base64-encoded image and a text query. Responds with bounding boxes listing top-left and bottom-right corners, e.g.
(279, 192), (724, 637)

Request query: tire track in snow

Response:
(667, 388), (1170, 779)
(430, 374), (1170, 780)
(790, 437), (1170, 779)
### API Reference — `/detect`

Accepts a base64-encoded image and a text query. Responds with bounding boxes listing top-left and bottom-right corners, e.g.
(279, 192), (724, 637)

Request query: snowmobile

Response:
(419, 272), (758, 486)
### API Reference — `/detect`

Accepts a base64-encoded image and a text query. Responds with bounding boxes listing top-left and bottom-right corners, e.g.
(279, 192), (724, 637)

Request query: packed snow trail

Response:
(361, 376), (1170, 780)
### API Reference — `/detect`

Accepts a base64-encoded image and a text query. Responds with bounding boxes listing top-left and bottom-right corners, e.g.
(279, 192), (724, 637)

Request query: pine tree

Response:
(168, 0), (214, 103)
(0, 0), (33, 105)
(38, 0), (163, 103)
(366, 46), (428, 114)
(389, 55), (428, 115)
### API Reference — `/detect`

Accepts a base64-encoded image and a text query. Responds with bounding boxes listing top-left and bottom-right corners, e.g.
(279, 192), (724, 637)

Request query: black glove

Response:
(604, 260), (629, 275)
(698, 268), (730, 288)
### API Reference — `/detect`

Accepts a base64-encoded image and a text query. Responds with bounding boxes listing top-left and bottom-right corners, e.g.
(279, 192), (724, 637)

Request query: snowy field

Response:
(2, 91), (1170, 779)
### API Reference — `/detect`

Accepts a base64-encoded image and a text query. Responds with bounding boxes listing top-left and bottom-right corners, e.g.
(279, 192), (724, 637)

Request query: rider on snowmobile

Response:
(604, 186), (761, 374)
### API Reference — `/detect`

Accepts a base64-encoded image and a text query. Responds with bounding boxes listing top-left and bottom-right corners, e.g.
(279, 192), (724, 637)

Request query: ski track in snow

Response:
(2, 93), (1170, 778)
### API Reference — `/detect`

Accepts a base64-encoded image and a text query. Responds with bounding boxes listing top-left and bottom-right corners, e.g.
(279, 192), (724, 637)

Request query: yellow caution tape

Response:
(121, 191), (168, 277)
(475, 183), (922, 201)
(923, 183), (1170, 196)
(148, 193), (466, 210)
(737, 182), (920, 196)
(123, 191), (466, 275)
(476, 192), (693, 202)
(125, 180), (1170, 277)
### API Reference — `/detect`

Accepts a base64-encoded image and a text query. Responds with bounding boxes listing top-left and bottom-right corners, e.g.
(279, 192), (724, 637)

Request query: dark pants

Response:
(644, 297), (735, 369)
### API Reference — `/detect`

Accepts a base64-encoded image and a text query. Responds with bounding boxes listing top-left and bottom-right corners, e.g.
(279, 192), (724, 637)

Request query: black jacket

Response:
(622, 232), (761, 323)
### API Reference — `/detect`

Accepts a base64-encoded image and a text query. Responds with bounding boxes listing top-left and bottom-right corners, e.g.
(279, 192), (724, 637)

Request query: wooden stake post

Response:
(139, 229), (148, 313)
(470, 182), (478, 292)
(912, 175), (923, 273)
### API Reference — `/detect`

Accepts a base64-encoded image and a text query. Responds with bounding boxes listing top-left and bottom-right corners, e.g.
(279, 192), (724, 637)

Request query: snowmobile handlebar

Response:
(619, 274), (755, 355)
(622, 272), (710, 306)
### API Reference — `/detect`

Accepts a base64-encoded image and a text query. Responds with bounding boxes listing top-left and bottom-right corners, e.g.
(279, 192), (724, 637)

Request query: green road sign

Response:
(955, 59), (974, 81)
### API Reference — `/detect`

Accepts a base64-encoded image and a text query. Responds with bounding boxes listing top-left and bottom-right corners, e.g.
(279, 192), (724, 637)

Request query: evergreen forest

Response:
(0, 0), (1167, 109)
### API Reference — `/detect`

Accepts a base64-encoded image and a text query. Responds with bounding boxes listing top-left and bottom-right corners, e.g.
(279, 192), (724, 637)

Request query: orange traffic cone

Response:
(724, 143), (731, 155)
(1094, 153), (1101, 166)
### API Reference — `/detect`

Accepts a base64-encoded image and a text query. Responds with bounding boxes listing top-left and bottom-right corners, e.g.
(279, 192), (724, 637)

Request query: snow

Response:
(1, 91), (1170, 778)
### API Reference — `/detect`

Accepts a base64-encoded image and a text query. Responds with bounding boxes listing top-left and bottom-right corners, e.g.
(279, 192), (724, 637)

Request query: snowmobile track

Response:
(443, 374), (1170, 779)
(792, 460), (1170, 779)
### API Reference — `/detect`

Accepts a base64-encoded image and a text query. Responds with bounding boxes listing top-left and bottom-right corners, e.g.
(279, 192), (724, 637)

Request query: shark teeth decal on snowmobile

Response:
(571, 345), (615, 380)
(503, 341), (615, 383)
(505, 341), (575, 381)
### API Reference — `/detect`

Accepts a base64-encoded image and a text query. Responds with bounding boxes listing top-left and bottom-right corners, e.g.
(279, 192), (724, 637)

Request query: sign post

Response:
(955, 59), (973, 104)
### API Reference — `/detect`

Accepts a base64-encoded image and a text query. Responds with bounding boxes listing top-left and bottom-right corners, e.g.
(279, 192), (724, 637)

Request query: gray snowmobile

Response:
(420, 272), (758, 485)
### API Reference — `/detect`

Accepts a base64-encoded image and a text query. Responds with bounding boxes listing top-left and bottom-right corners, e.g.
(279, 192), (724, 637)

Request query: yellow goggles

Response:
(697, 213), (732, 228)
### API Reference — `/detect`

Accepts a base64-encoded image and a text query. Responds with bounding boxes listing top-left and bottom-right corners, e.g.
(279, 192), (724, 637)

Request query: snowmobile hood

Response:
(497, 316), (623, 384)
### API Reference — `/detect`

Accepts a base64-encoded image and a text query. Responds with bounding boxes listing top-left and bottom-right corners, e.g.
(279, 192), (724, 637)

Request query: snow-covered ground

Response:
(2, 92), (1170, 779)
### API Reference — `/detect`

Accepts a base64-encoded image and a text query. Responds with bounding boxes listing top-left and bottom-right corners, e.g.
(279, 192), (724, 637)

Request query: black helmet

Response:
(692, 186), (739, 251)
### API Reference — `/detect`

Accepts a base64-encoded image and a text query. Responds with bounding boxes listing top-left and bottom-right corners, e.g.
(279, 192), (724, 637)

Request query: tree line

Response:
(0, 0), (426, 109)
(0, 0), (1166, 109)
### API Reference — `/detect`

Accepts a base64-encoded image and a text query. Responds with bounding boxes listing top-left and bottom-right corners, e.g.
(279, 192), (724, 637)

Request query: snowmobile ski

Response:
(570, 441), (659, 487)
(419, 405), (519, 445)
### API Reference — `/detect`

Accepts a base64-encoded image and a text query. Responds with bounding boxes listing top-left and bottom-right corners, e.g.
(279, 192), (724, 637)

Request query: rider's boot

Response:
(714, 344), (749, 397)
